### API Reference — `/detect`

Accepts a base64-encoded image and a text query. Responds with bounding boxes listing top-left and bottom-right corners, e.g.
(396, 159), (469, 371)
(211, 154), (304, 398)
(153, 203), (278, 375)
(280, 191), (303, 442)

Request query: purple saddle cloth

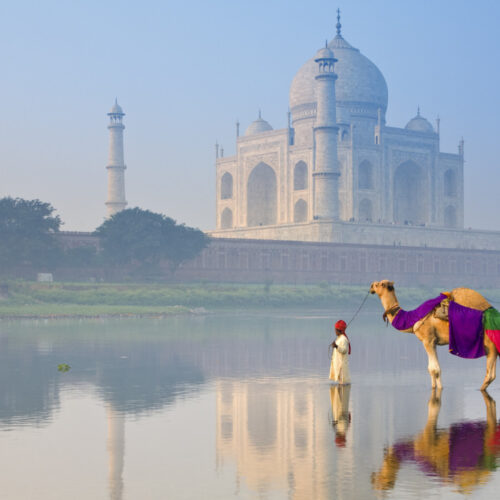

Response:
(448, 301), (485, 358)
(392, 294), (447, 331)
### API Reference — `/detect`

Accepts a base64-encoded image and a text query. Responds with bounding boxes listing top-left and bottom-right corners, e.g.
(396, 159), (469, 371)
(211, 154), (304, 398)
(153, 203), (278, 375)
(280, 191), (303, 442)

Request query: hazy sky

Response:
(0, 0), (499, 232)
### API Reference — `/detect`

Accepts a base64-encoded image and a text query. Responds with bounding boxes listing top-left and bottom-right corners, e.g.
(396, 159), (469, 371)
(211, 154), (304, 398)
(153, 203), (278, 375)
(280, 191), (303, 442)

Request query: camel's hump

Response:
(449, 287), (491, 311)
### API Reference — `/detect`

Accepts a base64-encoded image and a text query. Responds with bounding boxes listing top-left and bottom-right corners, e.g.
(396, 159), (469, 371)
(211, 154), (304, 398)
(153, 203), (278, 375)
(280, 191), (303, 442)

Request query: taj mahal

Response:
(208, 13), (497, 250)
(103, 13), (500, 258)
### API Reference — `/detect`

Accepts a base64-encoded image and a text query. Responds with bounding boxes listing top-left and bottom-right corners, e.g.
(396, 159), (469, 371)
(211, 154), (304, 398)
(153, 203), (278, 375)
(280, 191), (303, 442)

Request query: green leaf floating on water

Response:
(57, 363), (71, 373)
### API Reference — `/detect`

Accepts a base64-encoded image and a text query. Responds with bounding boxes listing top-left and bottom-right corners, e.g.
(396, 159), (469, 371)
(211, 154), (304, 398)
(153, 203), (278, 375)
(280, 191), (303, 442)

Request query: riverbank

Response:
(1, 281), (500, 319)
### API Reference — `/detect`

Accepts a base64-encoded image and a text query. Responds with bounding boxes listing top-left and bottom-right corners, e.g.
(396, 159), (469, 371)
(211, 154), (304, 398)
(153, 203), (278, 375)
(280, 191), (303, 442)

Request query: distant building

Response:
(211, 14), (474, 248)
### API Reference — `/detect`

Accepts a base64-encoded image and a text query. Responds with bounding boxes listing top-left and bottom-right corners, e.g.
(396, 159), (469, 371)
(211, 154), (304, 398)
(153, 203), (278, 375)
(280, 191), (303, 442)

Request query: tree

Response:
(94, 208), (209, 277)
(163, 223), (209, 274)
(0, 197), (62, 275)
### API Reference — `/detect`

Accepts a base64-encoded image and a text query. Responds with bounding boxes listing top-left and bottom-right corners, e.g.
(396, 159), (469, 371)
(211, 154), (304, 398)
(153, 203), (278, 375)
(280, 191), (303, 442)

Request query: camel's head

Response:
(370, 280), (395, 297)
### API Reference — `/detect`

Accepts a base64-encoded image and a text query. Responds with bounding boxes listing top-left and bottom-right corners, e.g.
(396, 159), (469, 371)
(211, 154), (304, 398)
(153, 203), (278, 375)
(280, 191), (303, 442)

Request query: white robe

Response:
(329, 334), (351, 384)
(330, 384), (351, 433)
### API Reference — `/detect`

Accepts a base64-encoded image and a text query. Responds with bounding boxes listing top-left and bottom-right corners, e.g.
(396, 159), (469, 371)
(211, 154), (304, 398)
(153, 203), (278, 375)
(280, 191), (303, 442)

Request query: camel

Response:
(372, 389), (500, 494)
(369, 280), (498, 390)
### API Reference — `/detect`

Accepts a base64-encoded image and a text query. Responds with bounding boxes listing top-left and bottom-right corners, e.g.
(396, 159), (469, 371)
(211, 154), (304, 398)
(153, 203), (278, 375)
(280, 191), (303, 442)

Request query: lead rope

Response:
(328, 289), (371, 358)
(346, 290), (371, 328)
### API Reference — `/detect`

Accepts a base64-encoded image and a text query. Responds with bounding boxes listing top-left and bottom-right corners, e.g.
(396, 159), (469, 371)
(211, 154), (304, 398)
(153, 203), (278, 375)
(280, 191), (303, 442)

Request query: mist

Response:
(0, 0), (498, 232)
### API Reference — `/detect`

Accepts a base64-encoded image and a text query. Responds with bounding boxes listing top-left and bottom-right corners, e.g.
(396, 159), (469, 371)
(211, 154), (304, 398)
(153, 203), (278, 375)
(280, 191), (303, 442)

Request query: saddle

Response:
(433, 298), (450, 321)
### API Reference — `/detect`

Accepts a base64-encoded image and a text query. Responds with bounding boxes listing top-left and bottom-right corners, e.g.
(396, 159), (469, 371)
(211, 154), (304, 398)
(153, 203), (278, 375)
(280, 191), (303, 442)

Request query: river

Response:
(0, 312), (499, 499)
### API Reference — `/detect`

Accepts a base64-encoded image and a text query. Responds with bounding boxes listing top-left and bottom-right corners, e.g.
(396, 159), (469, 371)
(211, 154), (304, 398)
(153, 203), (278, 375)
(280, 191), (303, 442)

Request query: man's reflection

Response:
(372, 390), (500, 494)
(330, 385), (351, 447)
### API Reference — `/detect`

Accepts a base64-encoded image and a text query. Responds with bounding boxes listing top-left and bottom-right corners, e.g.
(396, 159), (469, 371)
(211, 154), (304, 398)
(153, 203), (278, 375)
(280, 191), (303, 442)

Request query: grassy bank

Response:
(0, 303), (191, 319)
(3, 281), (500, 319)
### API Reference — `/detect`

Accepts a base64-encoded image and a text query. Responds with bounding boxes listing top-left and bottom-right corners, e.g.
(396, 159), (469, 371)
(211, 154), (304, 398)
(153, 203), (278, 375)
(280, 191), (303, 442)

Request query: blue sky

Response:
(0, 0), (498, 231)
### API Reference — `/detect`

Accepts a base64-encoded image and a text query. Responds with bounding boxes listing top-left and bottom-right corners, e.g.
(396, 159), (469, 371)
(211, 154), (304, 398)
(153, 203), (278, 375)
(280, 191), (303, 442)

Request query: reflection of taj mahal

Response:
(216, 379), (357, 499)
(212, 14), (465, 244)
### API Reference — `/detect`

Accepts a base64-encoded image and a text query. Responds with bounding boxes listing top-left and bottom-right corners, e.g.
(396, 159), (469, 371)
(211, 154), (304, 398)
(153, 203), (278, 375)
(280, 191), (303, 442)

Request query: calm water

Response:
(0, 312), (499, 499)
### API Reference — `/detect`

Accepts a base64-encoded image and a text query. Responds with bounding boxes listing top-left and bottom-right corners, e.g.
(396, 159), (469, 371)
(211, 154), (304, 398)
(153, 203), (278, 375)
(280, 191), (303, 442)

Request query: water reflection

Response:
(330, 385), (351, 448)
(1, 316), (500, 499)
(106, 405), (125, 500)
(216, 379), (333, 498)
(372, 390), (500, 495)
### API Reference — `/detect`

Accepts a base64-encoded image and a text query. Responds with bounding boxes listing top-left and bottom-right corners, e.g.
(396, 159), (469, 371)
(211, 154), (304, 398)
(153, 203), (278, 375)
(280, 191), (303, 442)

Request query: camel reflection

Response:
(372, 390), (500, 494)
(330, 385), (351, 447)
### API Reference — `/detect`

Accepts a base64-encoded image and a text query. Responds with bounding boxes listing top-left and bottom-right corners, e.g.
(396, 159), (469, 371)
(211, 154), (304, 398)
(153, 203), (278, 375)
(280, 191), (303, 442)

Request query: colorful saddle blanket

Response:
(448, 301), (485, 358)
(484, 307), (500, 355)
(391, 294), (500, 359)
(391, 294), (447, 331)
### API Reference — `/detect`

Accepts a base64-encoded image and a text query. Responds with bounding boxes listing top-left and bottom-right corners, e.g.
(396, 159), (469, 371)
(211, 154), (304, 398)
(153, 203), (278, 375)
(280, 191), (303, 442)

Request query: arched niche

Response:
(358, 160), (373, 190)
(221, 207), (233, 229)
(293, 161), (307, 190)
(393, 161), (427, 225)
(247, 162), (277, 226)
(221, 172), (233, 199)
(444, 205), (457, 228)
(294, 199), (307, 222)
(359, 198), (372, 222)
(444, 169), (457, 197)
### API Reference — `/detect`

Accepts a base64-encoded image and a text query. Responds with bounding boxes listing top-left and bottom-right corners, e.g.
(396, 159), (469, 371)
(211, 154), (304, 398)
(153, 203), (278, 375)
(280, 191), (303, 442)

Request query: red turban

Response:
(335, 320), (347, 331)
(335, 434), (346, 447)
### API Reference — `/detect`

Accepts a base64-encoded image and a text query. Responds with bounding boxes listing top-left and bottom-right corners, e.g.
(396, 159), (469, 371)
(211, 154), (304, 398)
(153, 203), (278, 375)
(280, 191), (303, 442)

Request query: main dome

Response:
(289, 33), (388, 119)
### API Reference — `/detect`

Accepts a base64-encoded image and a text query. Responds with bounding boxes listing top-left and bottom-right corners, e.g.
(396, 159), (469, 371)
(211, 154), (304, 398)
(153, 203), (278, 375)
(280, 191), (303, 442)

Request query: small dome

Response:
(315, 46), (335, 60)
(109, 99), (124, 115)
(245, 115), (273, 136)
(405, 111), (434, 133)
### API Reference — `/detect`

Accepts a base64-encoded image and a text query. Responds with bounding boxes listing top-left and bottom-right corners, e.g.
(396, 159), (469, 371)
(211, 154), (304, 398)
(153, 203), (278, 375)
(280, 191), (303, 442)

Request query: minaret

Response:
(105, 99), (127, 217)
(313, 44), (340, 219)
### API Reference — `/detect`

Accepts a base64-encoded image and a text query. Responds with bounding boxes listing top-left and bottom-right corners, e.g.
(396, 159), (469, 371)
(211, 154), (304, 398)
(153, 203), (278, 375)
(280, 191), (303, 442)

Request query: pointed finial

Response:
(258, 108), (261, 119)
(336, 8), (342, 36)
(236, 119), (240, 138)
(417, 105), (420, 116)
(325, 39), (328, 48)
(215, 141), (219, 159)
(115, 97), (118, 105)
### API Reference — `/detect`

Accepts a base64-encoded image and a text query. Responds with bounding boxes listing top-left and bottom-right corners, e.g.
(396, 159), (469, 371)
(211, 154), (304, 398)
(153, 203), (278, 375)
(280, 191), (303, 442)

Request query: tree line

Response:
(0, 197), (209, 280)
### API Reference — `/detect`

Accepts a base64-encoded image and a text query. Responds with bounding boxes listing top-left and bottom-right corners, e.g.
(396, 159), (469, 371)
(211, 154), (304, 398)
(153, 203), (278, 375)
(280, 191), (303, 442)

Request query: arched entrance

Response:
(444, 205), (457, 227)
(444, 169), (457, 197)
(358, 160), (373, 189)
(247, 163), (277, 226)
(294, 199), (307, 222)
(221, 172), (233, 199)
(393, 161), (427, 225)
(359, 199), (372, 222)
(294, 161), (307, 190)
(221, 207), (233, 229)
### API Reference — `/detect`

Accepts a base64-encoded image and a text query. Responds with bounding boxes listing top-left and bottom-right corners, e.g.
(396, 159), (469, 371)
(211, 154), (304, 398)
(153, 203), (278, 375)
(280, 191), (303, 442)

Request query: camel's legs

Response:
(481, 343), (498, 391)
(423, 341), (442, 389)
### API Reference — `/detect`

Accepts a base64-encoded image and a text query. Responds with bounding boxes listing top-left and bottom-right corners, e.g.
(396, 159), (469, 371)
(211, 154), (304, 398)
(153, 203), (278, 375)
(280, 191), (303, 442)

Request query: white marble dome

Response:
(245, 115), (273, 136)
(289, 34), (388, 118)
(405, 112), (435, 133)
